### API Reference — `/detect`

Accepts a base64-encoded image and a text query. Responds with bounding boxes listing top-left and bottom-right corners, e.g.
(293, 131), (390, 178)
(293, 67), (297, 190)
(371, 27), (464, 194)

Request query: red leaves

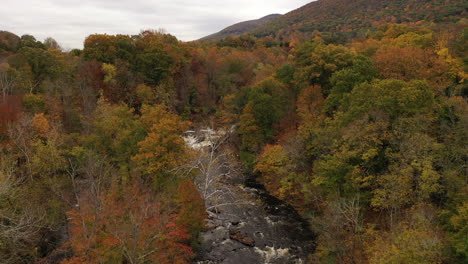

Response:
(176, 179), (207, 242)
(63, 181), (195, 264)
(0, 95), (21, 140)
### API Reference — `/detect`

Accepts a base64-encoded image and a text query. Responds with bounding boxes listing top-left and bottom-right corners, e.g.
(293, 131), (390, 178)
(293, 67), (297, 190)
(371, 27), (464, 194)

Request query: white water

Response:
(186, 127), (314, 264)
(254, 246), (300, 264)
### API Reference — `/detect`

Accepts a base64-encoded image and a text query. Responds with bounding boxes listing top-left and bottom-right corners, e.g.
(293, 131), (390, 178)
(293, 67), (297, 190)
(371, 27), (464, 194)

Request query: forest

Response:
(0, 1), (467, 263)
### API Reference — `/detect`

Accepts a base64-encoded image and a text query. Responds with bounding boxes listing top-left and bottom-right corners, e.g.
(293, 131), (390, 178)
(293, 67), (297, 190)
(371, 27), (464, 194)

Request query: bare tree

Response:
(8, 115), (34, 179)
(0, 68), (15, 103)
(43, 37), (62, 50)
(184, 128), (246, 212)
(0, 157), (43, 264)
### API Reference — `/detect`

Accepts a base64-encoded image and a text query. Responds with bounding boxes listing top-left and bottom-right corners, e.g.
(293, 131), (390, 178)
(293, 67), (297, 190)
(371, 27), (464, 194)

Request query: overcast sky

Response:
(1, 0), (312, 50)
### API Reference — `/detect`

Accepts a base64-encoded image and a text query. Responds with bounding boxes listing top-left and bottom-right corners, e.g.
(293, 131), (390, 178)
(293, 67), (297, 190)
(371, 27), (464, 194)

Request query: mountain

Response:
(200, 14), (281, 41)
(201, 0), (467, 42)
(253, 0), (467, 39)
(0, 31), (20, 52)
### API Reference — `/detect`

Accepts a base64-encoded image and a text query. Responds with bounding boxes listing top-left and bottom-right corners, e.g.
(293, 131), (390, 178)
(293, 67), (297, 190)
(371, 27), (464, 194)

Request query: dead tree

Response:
(0, 69), (15, 103)
(185, 128), (245, 212)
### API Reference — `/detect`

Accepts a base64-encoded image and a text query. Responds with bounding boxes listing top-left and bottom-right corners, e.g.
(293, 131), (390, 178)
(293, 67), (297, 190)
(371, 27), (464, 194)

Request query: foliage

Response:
(132, 104), (190, 188)
(63, 181), (194, 264)
(87, 99), (144, 174)
(0, 4), (467, 262)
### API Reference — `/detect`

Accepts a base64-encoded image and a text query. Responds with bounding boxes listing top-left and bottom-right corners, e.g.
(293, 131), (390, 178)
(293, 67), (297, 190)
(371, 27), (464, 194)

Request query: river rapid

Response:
(184, 129), (315, 264)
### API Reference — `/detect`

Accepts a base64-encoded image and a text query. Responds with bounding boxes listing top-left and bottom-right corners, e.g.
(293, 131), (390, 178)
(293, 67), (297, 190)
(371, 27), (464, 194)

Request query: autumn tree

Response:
(238, 102), (263, 167)
(294, 40), (354, 93)
(0, 157), (44, 264)
(373, 46), (450, 93)
(132, 104), (190, 188)
(255, 144), (304, 207)
(87, 99), (144, 175)
(176, 179), (207, 249)
(325, 55), (377, 113)
(63, 181), (194, 264)
(367, 206), (447, 264)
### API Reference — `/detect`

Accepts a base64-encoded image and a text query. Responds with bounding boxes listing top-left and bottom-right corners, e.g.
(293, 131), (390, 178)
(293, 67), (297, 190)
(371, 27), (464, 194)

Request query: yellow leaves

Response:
(32, 113), (50, 137)
(361, 148), (379, 161)
(132, 105), (190, 188)
(367, 209), (446, 264)
(437, 47), (451, 60)
(416, 159), (442, 200)
(450, 201), (468, 229)
(255, 144), (289, 175)
(102, 63), (116, 86)
(436, 47), (466, 82)
(217, 94), (239, 126)
(372, 169), (413, 210)
(255, 144), (304, 206)
(30, 137), (67, 177)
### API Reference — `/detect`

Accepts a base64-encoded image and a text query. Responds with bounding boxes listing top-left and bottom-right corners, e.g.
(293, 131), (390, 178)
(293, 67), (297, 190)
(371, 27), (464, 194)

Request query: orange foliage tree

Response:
(176, 179), (207, 248)
(373, 46), (450, 92)
(62, 181), (194, 264)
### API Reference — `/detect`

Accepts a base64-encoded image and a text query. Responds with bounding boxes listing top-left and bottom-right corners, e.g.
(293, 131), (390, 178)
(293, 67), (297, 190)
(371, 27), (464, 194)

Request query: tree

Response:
(310, 196), (365, 264)
(32, 113), (51, 138)
(447, 201), (468, 261)
(325, 56), (377, 112)
(176, 179), (207, 249)
(132, 105), (190, 188)
(135, 46), (174, 86)
(294, 40), (354, 93)
(83, 34), (118, 63)
(367, 207), (447, 264)
(0, 97), (20, 140)
(43, 37), (61, 50)
(63, 181), (194, 264)
(341, 79), (435, 123)
(236, 78), (290, 163)
(255, 144), (303, 205)
(373, 46), (450, 93)
(0, 157), (44, 264)
(87, 99), (144, 174)
(238, 102), (263, 157)
(0, 67), (16, 103)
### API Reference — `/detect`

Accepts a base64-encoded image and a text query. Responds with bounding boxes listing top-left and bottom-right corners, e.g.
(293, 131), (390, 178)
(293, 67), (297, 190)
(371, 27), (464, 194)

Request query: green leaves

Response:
(341, 79), (435, 123)
(294, 40), (354, 93)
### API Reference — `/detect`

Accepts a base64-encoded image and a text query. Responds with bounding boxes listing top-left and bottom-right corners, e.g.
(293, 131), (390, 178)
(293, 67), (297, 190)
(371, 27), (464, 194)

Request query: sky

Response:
(1, 0), (312, 50)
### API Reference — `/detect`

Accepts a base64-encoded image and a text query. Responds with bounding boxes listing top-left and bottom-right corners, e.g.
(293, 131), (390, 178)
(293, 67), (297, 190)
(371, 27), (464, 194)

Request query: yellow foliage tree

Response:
(32, 113), (50, 138)
(132, 105), (190, 188)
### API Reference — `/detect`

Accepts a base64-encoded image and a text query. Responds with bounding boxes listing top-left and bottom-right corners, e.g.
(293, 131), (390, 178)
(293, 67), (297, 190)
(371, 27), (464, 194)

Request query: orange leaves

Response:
(297, 85), (325, 121)
(32, 113), (50, 137)
(63, 181), (194, 264)
(373, 46), (450, 92)
(176, 179), (207, 243)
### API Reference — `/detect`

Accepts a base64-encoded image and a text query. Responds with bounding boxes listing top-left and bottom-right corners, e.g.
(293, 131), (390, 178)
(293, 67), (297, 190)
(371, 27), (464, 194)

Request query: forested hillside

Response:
(200, 14), (281, 41)
(0, 0), (467, 263)
(205, 0), (468, 44)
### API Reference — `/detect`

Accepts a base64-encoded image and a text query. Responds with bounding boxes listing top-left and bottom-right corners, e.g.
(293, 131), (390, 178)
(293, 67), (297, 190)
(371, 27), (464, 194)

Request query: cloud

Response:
(0, 0), (312, 49)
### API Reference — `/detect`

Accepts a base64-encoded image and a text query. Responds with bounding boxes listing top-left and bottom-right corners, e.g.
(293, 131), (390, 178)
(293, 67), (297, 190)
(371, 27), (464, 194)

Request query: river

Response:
(184, 129), (316, 264)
